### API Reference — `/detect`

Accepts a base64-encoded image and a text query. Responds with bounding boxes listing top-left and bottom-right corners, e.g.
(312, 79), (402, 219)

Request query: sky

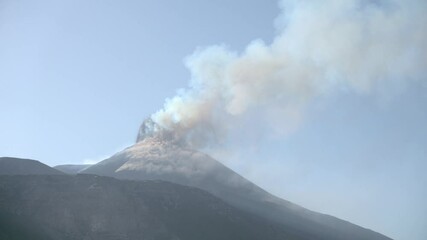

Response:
(1, 1), (426, 240)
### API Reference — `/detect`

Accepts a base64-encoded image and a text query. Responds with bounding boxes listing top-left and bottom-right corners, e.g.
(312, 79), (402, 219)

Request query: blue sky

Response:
(1, 1), (426, 239)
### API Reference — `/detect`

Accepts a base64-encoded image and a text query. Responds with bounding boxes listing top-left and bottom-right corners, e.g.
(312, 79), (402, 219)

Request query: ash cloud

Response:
(138, 0), (427, 148)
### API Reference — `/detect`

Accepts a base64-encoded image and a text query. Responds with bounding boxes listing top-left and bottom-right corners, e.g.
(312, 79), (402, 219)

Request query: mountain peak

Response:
(118, 136), (218, 179)
(136, 118), (176, 144)
(81, 120), (393, 240)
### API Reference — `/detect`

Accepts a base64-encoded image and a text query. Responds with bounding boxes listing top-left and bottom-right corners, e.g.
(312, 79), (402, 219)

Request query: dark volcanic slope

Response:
(54, 164), (92, 174)
(82, 138), (392, 240)
(0, 157), (64, 176)
(0, 174), (303, 240)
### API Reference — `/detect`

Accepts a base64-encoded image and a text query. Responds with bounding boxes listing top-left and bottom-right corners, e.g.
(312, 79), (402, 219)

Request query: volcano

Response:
(81, 121), (391, 240)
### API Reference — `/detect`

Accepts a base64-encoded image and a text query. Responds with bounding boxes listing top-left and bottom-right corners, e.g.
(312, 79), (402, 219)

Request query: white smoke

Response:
(140, 0), (427, 147)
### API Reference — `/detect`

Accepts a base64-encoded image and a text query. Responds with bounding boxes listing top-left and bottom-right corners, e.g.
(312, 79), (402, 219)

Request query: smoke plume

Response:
(138, 0), (427, 148)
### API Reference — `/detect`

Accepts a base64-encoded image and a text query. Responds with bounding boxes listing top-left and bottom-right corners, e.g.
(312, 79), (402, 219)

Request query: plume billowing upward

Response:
(138, 0), (426, 148)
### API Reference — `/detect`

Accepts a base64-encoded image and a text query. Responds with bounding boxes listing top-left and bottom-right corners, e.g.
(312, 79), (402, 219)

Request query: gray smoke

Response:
(138, 0), (427, 148)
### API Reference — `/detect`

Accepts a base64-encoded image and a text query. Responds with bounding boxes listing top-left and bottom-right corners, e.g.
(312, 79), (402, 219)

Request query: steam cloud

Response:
(138, 0), (427, 148)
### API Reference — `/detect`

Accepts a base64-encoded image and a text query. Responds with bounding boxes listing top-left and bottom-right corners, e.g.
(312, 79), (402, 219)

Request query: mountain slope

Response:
(82, 137), (391, 240)
(0, 174), (304, 240)
(0, 157), (64, 176)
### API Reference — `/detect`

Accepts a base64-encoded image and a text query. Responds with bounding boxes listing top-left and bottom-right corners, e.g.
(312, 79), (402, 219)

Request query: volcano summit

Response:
(80, 120), (391, 240)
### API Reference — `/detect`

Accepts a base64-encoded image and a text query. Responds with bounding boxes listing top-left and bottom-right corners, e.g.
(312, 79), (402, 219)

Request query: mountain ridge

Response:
(82, 136), (392, 240)
(0, 157), (64, 176)
(54, 164), (92, 174)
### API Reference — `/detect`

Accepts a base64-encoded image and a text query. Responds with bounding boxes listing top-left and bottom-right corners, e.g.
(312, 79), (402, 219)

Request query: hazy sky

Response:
(1, 1), (426, 240)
